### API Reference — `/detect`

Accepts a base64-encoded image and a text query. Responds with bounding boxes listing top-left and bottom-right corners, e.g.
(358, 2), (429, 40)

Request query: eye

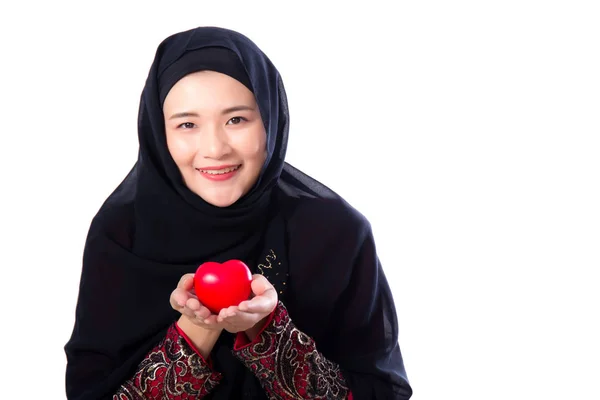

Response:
(177, 122), (196, 129)
(227, 116), (247, 125)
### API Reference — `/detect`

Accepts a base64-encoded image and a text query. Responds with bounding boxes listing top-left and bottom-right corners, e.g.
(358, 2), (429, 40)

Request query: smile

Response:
(196, 165), (242, 181)
(197, 165), (241, 175)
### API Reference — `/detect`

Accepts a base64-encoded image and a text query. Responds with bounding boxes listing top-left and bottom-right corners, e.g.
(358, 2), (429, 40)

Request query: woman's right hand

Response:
(170, 273), (222, 331)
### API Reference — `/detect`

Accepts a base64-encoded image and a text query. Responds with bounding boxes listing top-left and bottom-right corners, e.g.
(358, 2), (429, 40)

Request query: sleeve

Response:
(113, 323), (222, 399)
(328, 227), (413, 399)
(232, 302), (353, 400)
(64, 210), (218, 399)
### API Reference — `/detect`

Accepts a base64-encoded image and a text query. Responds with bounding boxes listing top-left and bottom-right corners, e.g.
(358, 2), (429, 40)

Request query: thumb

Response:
(179, 273), (196, 293)
(251, 274), (273, 296)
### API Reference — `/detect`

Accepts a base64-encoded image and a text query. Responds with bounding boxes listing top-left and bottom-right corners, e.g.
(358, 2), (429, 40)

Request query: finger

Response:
(217, 306), (238, 322)
(178, 273), (195, 290)
(250, 274), (274, 296)
(186, 297), (201, 311)
(237, 300), (251, 312)
(238, 296), (277, 313)
(219, 311), (255, 329)
(181, 305), (198, 320)
(230, 309), (257, 322)
(186, 298), (213, 319)
(242, 294), (276, 314)
(202, 314), (219, 325)
(183, 308), (212, 326)
(171, 288), (191, 308)
(193, 306), (212, 320)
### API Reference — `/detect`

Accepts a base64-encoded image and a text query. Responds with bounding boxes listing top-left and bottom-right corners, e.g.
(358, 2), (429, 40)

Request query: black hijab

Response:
(65, 26), (412, 399)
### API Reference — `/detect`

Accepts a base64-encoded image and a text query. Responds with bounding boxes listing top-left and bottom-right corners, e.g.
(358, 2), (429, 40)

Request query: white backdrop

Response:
(1, 1), (599, 399)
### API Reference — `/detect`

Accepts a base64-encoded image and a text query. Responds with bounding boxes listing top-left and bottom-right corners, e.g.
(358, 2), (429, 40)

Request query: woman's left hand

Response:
(214, 274), (278, 337)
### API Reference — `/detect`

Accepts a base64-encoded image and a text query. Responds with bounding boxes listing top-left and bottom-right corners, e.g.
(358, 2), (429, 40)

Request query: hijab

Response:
(65, 26), (412, 400)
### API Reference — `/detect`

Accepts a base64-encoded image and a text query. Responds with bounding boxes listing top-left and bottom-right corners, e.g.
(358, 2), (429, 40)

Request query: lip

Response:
(197, 164), (240, 171)
(196, 164), (241, 181)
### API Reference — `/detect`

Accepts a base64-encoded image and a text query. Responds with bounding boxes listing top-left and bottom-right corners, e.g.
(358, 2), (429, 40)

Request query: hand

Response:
(170, 273), (226, 331)
(215, 274), (278, 337)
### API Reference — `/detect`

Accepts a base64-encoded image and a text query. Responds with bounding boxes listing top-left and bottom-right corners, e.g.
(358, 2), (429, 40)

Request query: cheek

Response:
(166, 133), (195, 164)
(233, 128), (267, 161)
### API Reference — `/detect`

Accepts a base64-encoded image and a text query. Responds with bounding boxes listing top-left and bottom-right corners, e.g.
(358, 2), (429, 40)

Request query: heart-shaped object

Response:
(193, 260), (252, 314)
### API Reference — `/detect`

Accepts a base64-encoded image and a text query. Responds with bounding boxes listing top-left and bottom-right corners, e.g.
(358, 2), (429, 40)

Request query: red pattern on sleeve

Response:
(233, 302), (352, 399)
(113, 323), (222, 399)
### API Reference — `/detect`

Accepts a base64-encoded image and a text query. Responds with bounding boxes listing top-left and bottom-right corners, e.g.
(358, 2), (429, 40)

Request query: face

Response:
(163, 71), (267, 207)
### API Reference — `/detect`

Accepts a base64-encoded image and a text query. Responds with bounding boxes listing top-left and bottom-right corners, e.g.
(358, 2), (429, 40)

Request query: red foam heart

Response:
(193, 260), (252, 314)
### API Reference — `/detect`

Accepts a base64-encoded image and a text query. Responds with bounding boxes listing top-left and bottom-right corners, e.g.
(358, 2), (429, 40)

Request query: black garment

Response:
(64, 26), (412, 399)
(158, 46), (254, 106)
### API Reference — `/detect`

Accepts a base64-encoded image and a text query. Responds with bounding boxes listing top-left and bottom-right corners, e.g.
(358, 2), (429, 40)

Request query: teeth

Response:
(200, 165), (240, 175)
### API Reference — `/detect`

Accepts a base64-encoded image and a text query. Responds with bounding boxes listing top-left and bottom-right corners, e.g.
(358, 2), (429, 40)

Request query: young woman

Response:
(64, 26), (413, 399)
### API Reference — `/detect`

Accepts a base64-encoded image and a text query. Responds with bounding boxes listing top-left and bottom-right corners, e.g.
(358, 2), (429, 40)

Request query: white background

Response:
(1, 1), (599, 399)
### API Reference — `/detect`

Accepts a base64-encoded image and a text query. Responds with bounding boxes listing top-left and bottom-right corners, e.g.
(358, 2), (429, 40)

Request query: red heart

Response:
(193, 260), (252, 314)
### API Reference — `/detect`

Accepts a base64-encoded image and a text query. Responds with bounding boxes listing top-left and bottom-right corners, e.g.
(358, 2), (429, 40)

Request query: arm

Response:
(64, 219), (225, 399)
(235, 221), (412, 399)
(114, 276), (226, 399)
(328, 227), (413, 399)
(114, 322), (222, 399)
(232, 302), (353, 400)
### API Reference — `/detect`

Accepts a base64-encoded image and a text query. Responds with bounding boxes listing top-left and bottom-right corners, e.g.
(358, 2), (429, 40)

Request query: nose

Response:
(199, 123), (231, 159)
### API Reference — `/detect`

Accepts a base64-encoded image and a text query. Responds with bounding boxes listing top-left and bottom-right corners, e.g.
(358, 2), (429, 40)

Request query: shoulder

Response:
(274, 166), (379, 330)
(86, 169), (137, 247)
(285, 194), (370, 238)
(276, 164), (372, 245)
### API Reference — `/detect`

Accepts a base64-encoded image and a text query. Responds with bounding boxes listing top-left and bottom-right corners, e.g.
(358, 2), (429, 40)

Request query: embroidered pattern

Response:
(233, 302), (350, 399)
(114, 324), (222, 399)
(257, 248), (289, 297)
(257, 249), (277, 275)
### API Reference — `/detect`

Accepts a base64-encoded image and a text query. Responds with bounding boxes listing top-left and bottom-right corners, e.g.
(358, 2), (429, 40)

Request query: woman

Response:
(64, 26), (412, 399)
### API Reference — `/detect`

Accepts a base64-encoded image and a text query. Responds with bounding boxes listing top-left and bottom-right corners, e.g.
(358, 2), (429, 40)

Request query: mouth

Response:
(196, 165), (241, 175)
(195, 164), (242, 182)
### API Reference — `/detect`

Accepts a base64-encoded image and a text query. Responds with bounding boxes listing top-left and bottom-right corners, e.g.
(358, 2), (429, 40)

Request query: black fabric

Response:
(158, 47), (254, 106)
(64, 26), (412, 399)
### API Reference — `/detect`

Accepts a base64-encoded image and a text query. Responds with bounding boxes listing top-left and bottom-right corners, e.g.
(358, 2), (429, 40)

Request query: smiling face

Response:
(163, 71), (267, 207)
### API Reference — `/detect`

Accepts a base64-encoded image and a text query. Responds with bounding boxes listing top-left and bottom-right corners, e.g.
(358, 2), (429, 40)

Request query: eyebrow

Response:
(168, 105), (255, 120)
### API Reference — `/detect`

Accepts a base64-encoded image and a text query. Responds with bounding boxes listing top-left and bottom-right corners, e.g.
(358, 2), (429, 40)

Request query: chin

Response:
(198, 192), (241, 208)
(209, 199), (237, 208)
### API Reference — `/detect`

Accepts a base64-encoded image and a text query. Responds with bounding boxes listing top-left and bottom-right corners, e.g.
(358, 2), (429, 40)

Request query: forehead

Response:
(174, 70), (245, 88)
